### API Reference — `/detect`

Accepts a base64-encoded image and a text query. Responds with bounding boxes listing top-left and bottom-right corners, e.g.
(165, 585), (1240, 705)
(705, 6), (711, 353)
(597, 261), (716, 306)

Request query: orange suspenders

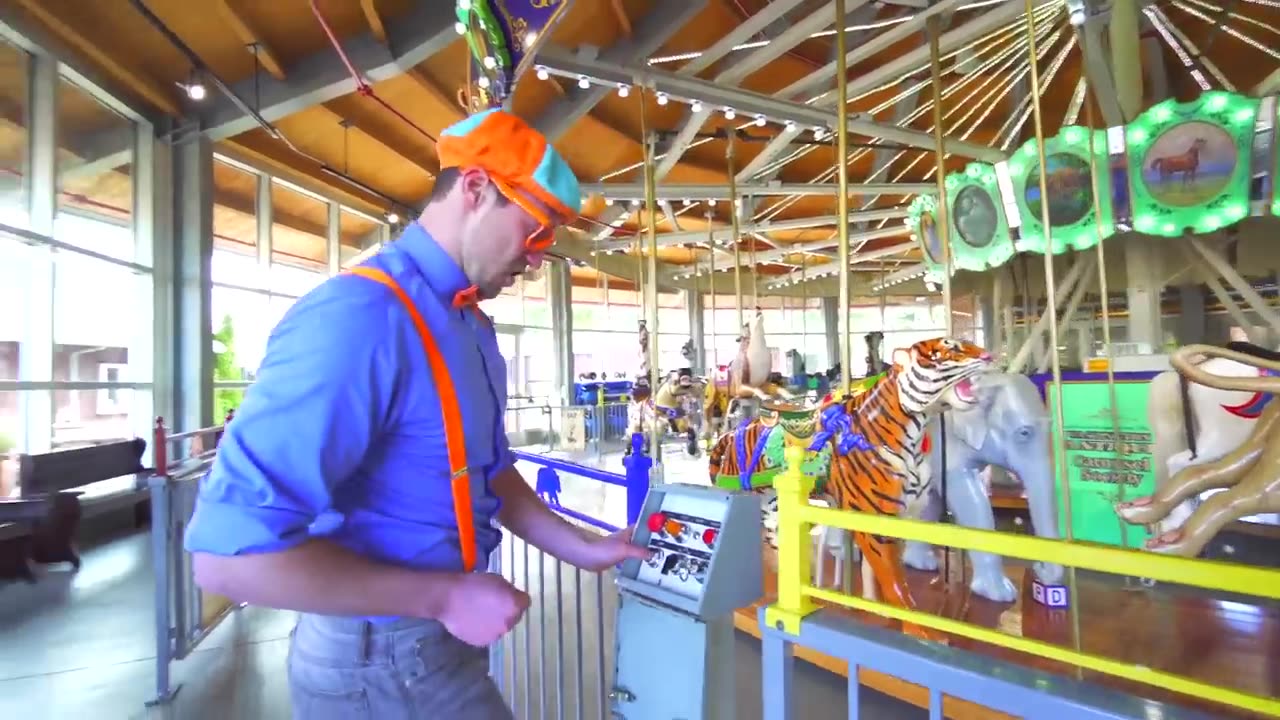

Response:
(343, 266), (479, 573)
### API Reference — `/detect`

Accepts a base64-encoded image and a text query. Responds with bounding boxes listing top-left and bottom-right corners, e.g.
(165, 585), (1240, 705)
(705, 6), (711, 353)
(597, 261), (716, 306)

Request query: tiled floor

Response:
(0, 450), (923, 720)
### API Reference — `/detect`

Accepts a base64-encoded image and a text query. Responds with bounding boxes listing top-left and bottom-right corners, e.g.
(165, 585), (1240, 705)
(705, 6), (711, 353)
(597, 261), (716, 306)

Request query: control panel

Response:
(617, 483), (763, 621)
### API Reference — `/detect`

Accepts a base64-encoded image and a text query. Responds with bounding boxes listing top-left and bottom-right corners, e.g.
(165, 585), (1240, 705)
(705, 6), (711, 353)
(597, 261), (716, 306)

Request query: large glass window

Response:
(55, 75), (136, 264)
(0, 67), (154, 455)
(269, 179), (327, 296)
(208, 157), (387, 417)
(0, 40), (29, 229)
(339, 207), (379, 268)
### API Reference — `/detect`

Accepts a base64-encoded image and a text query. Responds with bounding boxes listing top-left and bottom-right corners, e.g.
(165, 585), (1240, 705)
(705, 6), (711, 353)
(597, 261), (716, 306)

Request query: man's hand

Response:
(437, 572), (531, 647)
(572, 526), (652, 572)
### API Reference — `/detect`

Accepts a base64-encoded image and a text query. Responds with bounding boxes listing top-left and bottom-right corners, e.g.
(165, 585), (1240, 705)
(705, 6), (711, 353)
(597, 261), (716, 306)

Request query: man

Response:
(184, 109), (648, 719)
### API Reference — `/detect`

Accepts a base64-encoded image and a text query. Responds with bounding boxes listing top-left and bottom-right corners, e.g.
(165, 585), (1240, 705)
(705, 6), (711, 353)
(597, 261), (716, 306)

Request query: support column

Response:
(547, 259), (574, 407)
(326, 201), (340, 276)
(135, 119), (166, 457)
(256, 173), (273, 288)
(1110, 0), (1145, 120)
(171, 137), (214, 431)
(17, 51), (57, 453)
(1176, 284), (1206, 345)
(821, 297), (840, 373)
(1123, 239), (1163, 351)
(685, 289), (705, 374)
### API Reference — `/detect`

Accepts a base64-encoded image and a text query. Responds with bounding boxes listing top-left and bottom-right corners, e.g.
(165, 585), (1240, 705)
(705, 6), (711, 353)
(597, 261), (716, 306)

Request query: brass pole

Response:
(927, 15), (954, 337)
(640, 88), (662, 462)
(835, 0), (852, 396)
(1084, 87), (1127, 550)
(708, 216), (717, 367)
(1024, 0), (1082, 668)
(727, 134), (744, 332)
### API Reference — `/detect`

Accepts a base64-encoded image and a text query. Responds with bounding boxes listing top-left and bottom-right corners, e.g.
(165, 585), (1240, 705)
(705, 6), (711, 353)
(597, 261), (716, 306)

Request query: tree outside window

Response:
(213, 314), (245, 422)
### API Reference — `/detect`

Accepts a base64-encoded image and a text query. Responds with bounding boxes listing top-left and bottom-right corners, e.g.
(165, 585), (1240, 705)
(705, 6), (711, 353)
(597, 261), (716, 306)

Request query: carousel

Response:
(457, 0), (1280, 716)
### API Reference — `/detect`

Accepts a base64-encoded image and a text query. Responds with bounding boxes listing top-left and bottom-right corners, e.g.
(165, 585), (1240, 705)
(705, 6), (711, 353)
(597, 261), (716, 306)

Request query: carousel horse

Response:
(708, 337), (992, 640)
(1117, 343), (1280, 556)
(702, 310), (794, 439)
(625, 373), (702, 456)
(1145, 334), (1280, 534)
(637, 320), (650, 380)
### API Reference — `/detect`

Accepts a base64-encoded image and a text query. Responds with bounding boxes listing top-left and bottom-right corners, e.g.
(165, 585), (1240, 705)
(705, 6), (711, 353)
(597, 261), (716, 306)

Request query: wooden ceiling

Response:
(2, 0), (1277, 289)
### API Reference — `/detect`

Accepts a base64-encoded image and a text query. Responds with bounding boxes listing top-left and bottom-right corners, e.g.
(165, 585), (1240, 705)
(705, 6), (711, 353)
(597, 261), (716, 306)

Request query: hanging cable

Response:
(309, 0), (439, 146)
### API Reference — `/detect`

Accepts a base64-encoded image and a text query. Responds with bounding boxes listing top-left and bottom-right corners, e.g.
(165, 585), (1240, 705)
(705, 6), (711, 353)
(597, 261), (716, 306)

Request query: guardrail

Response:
(491, 433), (651, 718)
(765, 446), (1280, 719)
(512, 437), (650, 534)
(145, 415), (238, 706)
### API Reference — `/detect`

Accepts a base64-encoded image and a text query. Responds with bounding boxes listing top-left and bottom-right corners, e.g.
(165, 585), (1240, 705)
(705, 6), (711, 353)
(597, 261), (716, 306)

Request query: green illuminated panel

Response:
(1009, 126), (1113, 255)
(1126, 91), (1257, 236)
(944, 163), (1016, 273)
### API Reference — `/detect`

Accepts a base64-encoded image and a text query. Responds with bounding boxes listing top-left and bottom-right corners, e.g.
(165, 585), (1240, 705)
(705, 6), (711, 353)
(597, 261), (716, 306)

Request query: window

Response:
(339, 207), (381, 268)
(269, 179), (327, 296)
(95, 363), (128, 414)
(55, 74), (137, 264)
(0, 40), (30, 229)
(0, 232), (28, 381)
(213, 157), (263, 288)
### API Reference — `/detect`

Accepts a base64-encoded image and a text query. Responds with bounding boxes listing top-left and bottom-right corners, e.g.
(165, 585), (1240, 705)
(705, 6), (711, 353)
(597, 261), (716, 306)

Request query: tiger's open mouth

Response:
(954, 377), (977, 404)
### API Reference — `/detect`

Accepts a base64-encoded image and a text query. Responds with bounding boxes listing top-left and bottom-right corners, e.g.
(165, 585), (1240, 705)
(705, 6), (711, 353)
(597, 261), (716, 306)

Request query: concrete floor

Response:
(0, 511), (922, 720)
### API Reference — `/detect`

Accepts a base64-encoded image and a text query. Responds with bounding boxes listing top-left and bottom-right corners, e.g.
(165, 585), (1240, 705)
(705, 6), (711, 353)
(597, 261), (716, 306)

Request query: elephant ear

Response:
(948, 380), (993, 450)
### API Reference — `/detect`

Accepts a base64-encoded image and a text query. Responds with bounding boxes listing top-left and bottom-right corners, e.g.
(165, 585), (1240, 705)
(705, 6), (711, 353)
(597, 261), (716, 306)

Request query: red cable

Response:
(310, 0), (438, 145)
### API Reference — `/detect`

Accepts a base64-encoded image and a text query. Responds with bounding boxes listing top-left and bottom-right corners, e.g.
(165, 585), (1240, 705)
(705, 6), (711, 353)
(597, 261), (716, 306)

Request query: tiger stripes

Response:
(710, 337), (991, 638)
(706, 419), (768, 479)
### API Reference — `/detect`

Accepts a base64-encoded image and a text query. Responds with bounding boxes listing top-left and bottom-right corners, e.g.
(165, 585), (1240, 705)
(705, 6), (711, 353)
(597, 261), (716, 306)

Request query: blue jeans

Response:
(287, 614), (513, 720)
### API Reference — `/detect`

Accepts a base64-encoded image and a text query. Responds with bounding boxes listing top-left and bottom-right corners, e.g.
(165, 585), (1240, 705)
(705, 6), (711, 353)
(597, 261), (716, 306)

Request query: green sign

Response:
(1047, 380), (1155, 548)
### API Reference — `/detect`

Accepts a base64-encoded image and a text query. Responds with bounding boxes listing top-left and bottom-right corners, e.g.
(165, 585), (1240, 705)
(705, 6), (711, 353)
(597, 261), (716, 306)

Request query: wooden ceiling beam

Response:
(217, 134), (392, 216)
(360, 0), (388, 45)
(317, 99), (439, 178)
(404, 67), (465, 117)
(611, 0), (633, 38)
(6, 0), (183, 116)
(215, 0), (287, 81)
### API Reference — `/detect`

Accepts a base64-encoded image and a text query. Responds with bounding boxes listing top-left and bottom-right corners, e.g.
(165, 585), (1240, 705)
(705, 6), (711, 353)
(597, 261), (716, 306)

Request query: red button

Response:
(647, 512), (666, 533)
(703, 528), (718, 546)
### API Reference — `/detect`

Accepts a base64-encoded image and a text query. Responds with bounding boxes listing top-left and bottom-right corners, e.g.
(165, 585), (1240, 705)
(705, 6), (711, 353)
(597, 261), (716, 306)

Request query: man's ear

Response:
(892, 347), (911, 368)
(458, 168), (493, 209)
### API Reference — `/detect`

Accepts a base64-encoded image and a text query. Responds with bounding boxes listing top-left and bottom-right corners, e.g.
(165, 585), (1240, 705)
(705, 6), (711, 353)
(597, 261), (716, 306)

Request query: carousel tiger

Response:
(708, 337), (992, 636)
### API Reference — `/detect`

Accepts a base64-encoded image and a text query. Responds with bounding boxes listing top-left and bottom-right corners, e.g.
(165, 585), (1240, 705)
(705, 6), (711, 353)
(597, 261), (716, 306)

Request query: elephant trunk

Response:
(1011, 441), (1066, 584)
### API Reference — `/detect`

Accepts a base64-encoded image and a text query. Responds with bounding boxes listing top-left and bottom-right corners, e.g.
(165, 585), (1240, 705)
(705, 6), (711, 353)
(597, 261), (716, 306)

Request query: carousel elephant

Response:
(902, 372), (1065, 603)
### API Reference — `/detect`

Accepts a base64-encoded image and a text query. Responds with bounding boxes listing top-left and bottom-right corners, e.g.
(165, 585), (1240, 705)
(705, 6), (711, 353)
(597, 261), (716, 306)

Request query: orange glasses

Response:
(493, 178), (559, 252)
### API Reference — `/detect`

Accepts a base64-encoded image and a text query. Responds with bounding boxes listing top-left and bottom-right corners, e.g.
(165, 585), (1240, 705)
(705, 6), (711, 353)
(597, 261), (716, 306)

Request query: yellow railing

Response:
(763, 446), (1280, 719)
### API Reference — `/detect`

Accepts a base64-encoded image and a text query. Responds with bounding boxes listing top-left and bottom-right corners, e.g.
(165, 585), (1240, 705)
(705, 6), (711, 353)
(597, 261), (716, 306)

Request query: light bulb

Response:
(690, 100), (703, 113)
(482, 56), (497, 70)
(657, 93), (669, 105)
(454, 21), (466, 35)
(723, 107), (736, 119)
(536, 67), (549, 80)
(459, 0), (472, 10)
(605, 198), (614, 206)
(754, 115), (766, 127)
(683, 198), (692, 206)
(578, 76), (590, 89)
(478, 76), (491, 89)
(386, 212), (400, 224)
(187, 83), (206, 101)
(618, 84), (630, 98)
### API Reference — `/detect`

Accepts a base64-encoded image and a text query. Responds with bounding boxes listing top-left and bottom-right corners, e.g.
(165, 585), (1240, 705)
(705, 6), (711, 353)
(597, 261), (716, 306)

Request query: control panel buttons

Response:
(664, 519), (686, 539)
(647, 512), (666, 533)
(702, 528), (717, 547)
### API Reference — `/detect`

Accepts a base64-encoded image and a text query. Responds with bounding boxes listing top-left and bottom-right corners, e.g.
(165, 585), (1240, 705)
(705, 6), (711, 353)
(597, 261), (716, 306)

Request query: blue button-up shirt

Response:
(185, 223), (510, 574)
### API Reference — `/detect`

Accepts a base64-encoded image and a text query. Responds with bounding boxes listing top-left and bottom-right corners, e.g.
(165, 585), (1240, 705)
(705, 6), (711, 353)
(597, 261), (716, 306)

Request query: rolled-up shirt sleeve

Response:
(185, 279), (401, 556)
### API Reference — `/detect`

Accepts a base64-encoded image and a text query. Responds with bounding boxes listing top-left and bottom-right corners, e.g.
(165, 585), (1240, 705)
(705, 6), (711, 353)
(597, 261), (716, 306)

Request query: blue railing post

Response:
(621, 433), (652, 527)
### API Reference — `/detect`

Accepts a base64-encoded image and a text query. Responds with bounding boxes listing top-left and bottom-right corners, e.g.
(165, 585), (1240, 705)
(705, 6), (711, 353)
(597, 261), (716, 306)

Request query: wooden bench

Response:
(0, 438), (148, 583)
